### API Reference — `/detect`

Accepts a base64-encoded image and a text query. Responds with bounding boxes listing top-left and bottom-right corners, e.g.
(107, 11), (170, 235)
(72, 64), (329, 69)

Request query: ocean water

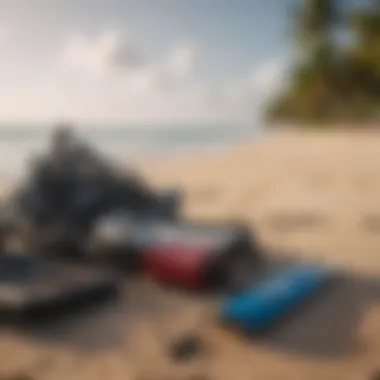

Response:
(0, 123), (260, 182)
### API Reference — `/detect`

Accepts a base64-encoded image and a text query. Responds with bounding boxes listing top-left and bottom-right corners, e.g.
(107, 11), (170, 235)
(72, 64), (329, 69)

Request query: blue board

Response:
(219, 264), (329, 332)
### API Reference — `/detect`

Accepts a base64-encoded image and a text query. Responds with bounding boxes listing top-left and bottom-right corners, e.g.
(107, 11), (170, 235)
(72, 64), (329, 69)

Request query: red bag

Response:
(142, 242), (211, 288)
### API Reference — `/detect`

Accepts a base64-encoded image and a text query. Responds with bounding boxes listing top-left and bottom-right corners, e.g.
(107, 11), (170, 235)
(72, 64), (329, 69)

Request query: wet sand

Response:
(2, 130), (380, 379)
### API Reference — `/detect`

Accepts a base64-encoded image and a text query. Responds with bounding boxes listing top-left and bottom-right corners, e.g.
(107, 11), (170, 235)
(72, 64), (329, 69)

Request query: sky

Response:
(0, 0), (296, 125)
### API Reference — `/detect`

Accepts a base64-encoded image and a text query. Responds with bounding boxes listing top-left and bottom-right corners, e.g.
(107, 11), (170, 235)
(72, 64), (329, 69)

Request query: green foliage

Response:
(265, 0), (380, 125)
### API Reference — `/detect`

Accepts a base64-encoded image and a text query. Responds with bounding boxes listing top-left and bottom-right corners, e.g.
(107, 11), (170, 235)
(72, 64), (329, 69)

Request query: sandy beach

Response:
(2, 130), (380, 380)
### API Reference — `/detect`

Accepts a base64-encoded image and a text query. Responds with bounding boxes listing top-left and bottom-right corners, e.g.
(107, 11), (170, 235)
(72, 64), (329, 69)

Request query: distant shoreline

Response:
(267, 122), (380, 130)
(0, 123), (261, 182)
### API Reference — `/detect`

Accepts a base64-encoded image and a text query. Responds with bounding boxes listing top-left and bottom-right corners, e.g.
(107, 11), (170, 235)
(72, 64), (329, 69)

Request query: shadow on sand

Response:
(8, 250), (380, 359)
(253, 254), (380, 357)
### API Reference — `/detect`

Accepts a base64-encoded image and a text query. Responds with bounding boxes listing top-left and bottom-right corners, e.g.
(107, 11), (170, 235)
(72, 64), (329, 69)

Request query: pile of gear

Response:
(0, 124), (180, 255)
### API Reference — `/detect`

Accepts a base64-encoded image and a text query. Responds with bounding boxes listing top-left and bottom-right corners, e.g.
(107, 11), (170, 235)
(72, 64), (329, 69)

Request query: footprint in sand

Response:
(266, 212), (328, 232)
(360, 215), (380, 234)
(191, 186), (221, 204)
(232, 185), (271, 216)
(305, 173), (333, 191)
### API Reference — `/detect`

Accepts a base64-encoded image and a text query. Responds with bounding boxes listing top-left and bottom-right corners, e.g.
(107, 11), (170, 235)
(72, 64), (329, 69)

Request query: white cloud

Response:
(59, 30), (144, 76)
(250, 57), (289, 99)
(52, 49), (286, 123)
(166, 44), (198, 78)
(0, 24), (9, 49)
(57, 30), (197, 94)
(106, 38), (144, 70)
(125, 66), (166, 94)
(203, 58), (288, 108)
(0, 26), (287, 124)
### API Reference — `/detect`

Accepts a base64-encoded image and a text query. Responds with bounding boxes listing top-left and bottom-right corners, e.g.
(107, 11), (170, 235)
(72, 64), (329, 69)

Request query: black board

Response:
(0, 255), (119, 324)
